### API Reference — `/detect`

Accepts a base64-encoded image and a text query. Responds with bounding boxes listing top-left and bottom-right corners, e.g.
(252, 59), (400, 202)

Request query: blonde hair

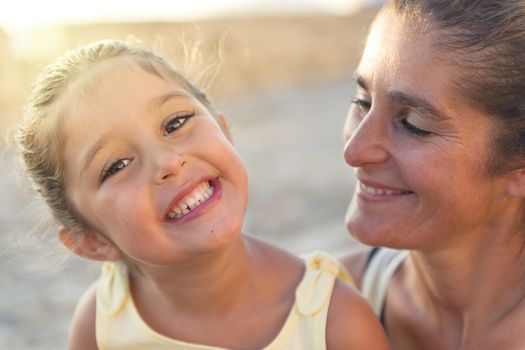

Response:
(16, 39), (214, 232)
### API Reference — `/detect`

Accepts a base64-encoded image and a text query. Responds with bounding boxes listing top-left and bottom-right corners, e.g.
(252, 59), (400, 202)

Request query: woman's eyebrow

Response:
(353, 73), (368, 91)
(353, 73), (449, 121)
(388, 91), (451, 121)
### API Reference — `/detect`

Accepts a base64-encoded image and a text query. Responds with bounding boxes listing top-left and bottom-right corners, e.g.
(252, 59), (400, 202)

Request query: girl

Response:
(16, 39), (390, 349)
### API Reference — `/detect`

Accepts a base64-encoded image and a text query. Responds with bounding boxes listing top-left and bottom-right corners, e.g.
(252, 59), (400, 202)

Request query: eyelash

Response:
(99, 111), (195, 183)
(351, 98), (371, 112)
(399, 119), (431, 137)
(163, 111), (194, 136)
(100, 159), (132, 182)
(351, 98), (431, 137)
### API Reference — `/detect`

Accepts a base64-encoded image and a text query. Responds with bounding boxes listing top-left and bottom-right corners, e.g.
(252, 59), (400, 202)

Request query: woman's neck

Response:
(406, 223), (525, 331)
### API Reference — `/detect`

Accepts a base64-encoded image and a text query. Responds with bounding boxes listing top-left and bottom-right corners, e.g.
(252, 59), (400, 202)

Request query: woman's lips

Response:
(356, 179), (413, 201)
(359, 181), (411, 196)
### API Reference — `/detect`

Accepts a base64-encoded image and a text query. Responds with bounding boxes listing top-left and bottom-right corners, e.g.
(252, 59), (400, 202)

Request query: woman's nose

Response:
(343, 110), (389, 167)
(153, 145), (186, 184)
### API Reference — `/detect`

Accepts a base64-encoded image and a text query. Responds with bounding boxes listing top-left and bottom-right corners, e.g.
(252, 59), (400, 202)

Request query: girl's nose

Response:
(343, 110), (389, 167)
(153, 145), (186, 184)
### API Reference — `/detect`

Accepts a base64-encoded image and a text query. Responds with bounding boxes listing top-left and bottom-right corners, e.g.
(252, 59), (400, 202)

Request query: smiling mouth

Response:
(360, 182), (411, 196)
(166, 181), (215, 220)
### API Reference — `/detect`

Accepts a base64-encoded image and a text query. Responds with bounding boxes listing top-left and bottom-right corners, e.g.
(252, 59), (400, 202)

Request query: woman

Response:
(341, 1), (525, 349)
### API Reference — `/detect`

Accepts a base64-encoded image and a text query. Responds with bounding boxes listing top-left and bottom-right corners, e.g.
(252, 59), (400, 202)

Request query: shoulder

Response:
(326, 280), (391, 350)
(244, 233), (304, 271)
(67, 281), (99, 350)
(339, 247), (375, 289)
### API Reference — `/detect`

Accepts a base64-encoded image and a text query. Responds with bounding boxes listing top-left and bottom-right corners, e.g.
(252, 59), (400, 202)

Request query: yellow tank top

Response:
(96, 251), (353, 349)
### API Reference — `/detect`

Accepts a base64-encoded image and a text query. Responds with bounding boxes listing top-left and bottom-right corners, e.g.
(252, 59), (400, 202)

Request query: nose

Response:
(152, 144), (186, 184)
(343, 108), (389, 167)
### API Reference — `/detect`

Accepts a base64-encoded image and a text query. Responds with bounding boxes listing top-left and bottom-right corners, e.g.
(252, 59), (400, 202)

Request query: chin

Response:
(345, 214), (397, 248)
(345, 203), (395, 247)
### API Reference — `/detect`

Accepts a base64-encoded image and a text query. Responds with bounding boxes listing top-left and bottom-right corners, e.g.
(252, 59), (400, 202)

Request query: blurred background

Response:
(0, 0), (380, 348)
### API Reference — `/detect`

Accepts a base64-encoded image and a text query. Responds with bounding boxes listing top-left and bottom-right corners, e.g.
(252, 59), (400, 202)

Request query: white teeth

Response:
(187, 197), (197, 209)
(360, 182), (401, 196)
(166, 181), (215, 220)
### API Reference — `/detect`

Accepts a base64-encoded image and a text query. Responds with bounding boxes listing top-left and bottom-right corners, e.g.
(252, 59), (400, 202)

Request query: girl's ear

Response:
(506, 168), (525, 198)
(58, 226), (121, 261)
(216, 113), (233, 142)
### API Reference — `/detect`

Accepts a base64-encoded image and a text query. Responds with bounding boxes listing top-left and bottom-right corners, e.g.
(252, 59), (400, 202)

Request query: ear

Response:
(216, 113), (233, 142)
(506, 168), (525, 198)
(58, 226), (122, 261)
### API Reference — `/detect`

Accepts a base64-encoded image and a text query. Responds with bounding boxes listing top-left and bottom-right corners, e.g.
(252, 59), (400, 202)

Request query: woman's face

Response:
(343, 10), (515, 251)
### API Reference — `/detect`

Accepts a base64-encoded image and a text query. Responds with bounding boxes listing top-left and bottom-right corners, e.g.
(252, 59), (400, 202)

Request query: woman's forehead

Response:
(358, 12), (438, 85)
(357, 10), (480, 121)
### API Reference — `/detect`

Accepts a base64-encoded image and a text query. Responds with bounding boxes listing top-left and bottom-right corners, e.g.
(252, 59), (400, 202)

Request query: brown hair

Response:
(383, 0), (525, 174)
(16, 39), (214, 232)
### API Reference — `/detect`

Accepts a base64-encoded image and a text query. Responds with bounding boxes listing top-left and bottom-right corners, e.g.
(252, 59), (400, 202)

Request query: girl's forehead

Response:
(71, 57), (188, 106)
(75, 57), (149, 94)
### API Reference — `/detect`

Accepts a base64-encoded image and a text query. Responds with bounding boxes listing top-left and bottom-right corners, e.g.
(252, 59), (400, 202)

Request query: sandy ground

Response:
(0, 76), (367, 348)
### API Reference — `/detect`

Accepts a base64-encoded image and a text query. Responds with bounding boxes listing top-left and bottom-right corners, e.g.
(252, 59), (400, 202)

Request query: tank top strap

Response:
(96, 260), (130, 317)
(295, 251), (340, 316)
(361, 248), (409, 316)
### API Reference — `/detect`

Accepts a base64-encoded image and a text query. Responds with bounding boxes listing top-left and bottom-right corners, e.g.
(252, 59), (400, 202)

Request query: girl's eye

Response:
(100, 159), (131, 182)
(163, 112), (194, 136)
(400, 118), (432, 137)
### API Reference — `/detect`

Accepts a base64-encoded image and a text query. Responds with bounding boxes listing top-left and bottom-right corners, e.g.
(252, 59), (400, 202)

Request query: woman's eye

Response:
(163, 112), (194, 136)
(351, 98), (371, 114)
(401, 118), (432, 137)
(100, 159), (131, 182)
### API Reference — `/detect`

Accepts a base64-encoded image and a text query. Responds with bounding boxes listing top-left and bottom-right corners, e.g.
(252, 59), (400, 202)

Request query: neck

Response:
(406, 223), (525, 330)
(129, 235), (262, 316)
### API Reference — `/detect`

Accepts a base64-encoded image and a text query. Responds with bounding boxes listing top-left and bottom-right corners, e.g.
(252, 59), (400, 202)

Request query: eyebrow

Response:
(148, 92), (191, 110)
(388, 91), (450, 122)
(353, 73), (450, 122)
(354, 74), (368, 91)
(81, 134), (110, 177)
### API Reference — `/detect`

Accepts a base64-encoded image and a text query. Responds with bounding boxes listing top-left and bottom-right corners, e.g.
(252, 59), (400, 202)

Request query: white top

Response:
(96, 251), (342, 349)
(361, 248), (409, 317)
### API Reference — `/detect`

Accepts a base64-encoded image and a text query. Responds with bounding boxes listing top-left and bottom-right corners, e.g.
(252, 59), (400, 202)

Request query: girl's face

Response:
(343, 11), (516, 251)
(61, 58), (249, 266)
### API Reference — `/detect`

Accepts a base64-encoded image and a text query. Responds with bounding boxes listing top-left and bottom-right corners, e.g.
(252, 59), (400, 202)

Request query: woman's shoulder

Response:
(340, 247), (409, 290)
(67, 281), (99, 350)
(339, 247), (375, 289)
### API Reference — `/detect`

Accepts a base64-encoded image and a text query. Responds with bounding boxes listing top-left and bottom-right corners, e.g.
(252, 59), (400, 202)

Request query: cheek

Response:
(400, 148), (482, 208)
(112, 187), (150, 222)
(94, 185), (152, 237)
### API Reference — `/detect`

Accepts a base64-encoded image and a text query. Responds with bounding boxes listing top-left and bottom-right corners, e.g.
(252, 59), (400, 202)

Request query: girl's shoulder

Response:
(244, 233), (305, 274)
(67, 281), (99, 350)
(326, 279), (391, 350)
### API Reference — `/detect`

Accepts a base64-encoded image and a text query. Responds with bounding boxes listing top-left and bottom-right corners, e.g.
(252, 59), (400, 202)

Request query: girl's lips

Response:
(164, 177), (221, 223)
